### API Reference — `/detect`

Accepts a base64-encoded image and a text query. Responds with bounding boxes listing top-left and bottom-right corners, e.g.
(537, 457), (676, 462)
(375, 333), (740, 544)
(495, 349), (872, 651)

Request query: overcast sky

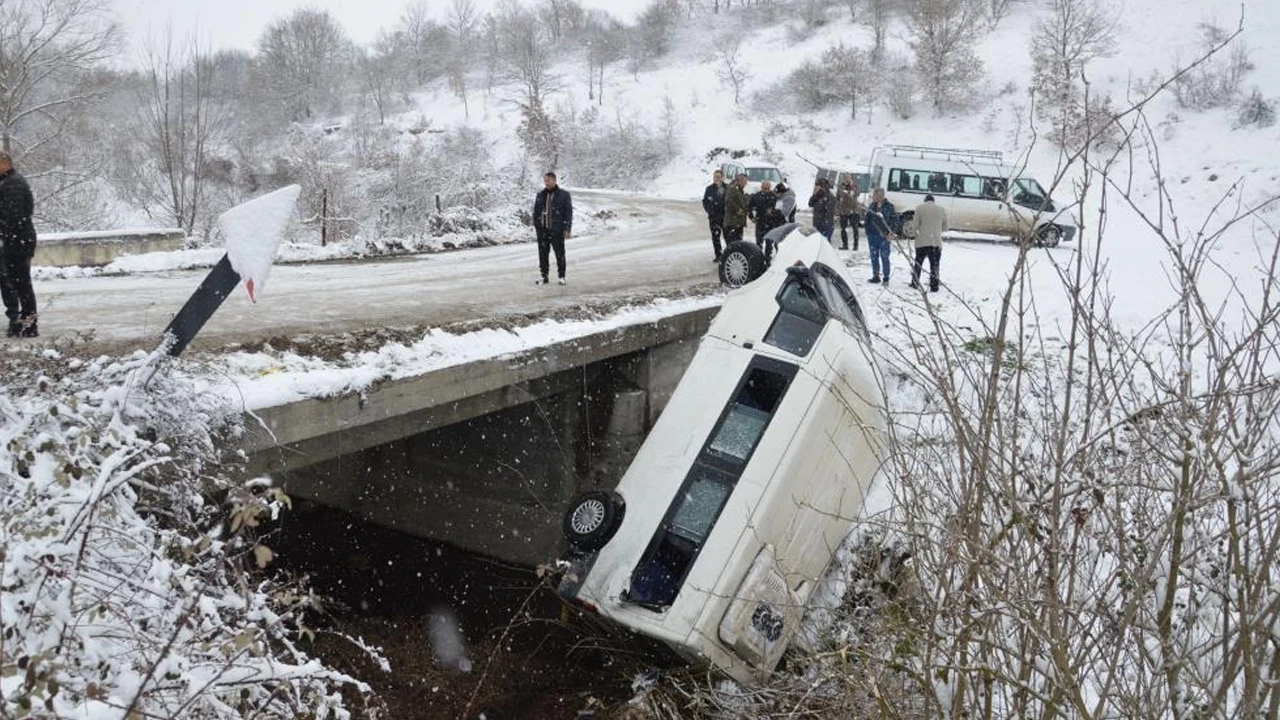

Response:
(115, 0), (647, 55)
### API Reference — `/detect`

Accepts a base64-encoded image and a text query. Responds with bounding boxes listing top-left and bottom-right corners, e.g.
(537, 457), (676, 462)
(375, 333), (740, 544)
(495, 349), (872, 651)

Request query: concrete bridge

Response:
(241, 306), (718, 566)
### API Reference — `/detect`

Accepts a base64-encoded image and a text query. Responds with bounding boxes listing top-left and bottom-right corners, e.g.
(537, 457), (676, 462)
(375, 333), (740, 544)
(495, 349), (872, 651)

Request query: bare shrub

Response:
(884, 53), (918, 119)
(1172, 21), (1252, 110)
(785, 44), (868, 119)
(558, 105), (672, 190)
(1233, 88), (1275, 129)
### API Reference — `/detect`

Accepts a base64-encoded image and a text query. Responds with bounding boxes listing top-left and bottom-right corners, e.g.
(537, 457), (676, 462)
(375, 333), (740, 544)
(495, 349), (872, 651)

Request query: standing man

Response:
(808, 177), (835, 242)
(533, 172), (573, 285)
(835, 178), (862, 250)
(701, 169), (728, 262)
(747, 180), (777, 249)
(910, 194), (947, 292)
(723, 173), (748, 244)
(0, 151), (37, 337)
(864, 187), (897, 285)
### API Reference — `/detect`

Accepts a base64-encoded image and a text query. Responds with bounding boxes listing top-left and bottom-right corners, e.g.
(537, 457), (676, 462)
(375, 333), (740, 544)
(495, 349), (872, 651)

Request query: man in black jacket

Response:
(701, 169), (727, 262)
(747, 181), (777, 248)
(0, 151), (37, 337)
(533, 172), (573, 285)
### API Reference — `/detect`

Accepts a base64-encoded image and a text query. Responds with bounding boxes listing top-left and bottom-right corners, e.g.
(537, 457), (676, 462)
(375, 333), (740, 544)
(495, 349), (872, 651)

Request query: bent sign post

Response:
(139, 185), (301, 387)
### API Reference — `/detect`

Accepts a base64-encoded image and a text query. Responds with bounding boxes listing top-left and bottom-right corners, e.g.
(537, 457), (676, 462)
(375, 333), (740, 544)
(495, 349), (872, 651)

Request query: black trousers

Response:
(1, 241), (36, 325)
(839, 214), (860, 249)
(912, 246), (941, 288)
(708, 218), (724, 259)
(723, 225), (744, 243)
(536, 227), (566, 279)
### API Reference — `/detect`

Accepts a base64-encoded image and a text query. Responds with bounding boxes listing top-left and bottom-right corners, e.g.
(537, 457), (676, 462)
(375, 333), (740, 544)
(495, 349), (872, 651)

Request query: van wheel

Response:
(1037, 225), (1062, 248)
(563, 491), (625, 552)
(719, 241), (766, 288)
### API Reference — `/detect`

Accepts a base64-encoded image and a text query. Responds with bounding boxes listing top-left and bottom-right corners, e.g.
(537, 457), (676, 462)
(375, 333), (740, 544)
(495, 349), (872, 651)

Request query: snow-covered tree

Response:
(906, 0), (985, 113)
(256, 8), (352, 121)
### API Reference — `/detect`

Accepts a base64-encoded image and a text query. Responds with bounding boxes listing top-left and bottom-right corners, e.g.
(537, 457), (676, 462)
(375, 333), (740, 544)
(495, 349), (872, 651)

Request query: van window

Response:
(1012, 178), (1050, 210)
(888, 168), (946, 194)
(626, 360), (798, 609)
(950, 174), (984, 197)
(764, 276), (825, 357)
(811, 264), (869, 343)
(746, 167), (783, 183)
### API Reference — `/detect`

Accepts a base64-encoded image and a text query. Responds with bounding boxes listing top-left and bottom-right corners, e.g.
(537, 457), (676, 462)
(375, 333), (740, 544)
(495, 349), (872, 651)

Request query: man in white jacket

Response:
(910, 194), (947, 292)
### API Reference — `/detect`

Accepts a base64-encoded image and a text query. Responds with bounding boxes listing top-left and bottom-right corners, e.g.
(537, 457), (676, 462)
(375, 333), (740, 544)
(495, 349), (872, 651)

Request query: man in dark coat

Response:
(0, 151), (37, 337)
(723, 173), (749, 243)
(701, 169), (727, 262)
(808, 177), (836, 242)
(835, 178), (862, 250)
(533, 172), (573, 285)
(747, 180), (777, 248)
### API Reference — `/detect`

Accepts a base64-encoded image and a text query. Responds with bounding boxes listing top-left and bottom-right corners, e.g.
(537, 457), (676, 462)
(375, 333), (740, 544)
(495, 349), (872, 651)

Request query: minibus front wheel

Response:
(719, 240), (766, 288)
(563, 491), (626, 552)
(1036, 224), (1062, 248)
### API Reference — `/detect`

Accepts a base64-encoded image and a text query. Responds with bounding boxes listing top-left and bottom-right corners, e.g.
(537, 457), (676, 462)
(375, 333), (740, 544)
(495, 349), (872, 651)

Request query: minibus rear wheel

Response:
(1036, 224), (1062, 248)
(719, 240), (766, 288)
(563, 491), (625, 552)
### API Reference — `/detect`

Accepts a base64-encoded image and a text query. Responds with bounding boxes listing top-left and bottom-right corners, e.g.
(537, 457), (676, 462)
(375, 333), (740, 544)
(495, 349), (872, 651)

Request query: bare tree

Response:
(584, 9), (624, 105)
(1031, 0), (1119, 146)
(128, 32), (228, 235)
(398, 2), (450, 86)
(496, 6), (560, 111)
(0, 0), (119, 154)
(824, 44), (868, 119)
(1172, 21), (1252, 110)
(256, 8), (351, 121)
(714, 34), (751, 106)
(864, 0), (898, 63)
(906, 0), (985, 113)
(538, 0), (585, 45)
(355, 40), (400, 125)
(660, 92), (680, 154)
(986, 0), (1017, 28)
(447, 0), (480, 117)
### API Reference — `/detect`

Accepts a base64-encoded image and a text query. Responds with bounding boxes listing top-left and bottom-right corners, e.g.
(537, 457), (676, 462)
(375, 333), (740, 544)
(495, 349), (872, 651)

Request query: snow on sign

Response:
(221, 184), (301, 302)
(154, 185), (301, 360)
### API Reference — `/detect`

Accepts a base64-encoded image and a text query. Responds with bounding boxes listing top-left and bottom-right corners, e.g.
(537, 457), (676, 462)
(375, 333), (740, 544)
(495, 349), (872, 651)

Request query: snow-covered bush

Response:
(0, 349), (372, 719)
(1172, 22), (1253, 110)
(1234, 88), (1276, 128)
(558, 106), (672, 190)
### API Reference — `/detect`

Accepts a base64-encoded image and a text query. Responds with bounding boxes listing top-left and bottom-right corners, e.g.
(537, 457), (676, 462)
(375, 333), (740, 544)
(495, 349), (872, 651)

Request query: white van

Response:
(868, 145), (1077, 247)
(720, 157), (784, 195)
(558, 229), (887, 685)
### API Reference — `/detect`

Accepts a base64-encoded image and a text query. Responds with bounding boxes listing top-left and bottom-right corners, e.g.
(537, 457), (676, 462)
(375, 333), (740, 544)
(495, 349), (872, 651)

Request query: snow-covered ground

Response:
(4, 0), (1278, 716)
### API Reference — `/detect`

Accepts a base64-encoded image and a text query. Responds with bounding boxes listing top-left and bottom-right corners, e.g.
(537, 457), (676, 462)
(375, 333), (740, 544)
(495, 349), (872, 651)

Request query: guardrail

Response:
(34, 228), (186, 267)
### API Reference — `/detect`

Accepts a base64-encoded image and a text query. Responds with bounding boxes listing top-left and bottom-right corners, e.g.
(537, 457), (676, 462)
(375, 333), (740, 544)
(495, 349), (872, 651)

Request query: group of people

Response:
(701, 169), (948, 293)
(701, 170), (800, 265)
(0, 151), (38, 338)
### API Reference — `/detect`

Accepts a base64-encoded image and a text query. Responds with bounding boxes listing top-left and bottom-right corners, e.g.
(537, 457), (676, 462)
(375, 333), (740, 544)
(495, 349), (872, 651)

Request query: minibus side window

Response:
(811, 263), (869, 344)
(626, 361), (798, 610)
(764, 279), (825, 357)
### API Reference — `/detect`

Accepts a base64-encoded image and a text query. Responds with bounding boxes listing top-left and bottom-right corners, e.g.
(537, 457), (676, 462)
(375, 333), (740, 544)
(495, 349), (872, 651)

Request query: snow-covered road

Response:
(35, 192), (718, 354)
